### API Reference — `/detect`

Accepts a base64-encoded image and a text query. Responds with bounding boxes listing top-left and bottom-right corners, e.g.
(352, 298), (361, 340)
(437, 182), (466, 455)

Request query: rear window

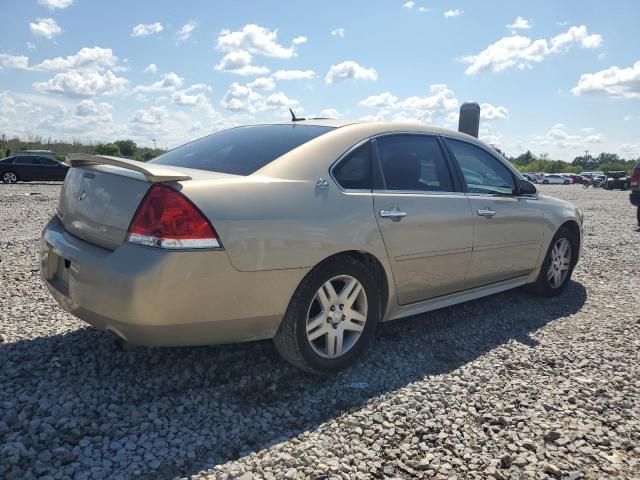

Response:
(150, 124), (335, 175)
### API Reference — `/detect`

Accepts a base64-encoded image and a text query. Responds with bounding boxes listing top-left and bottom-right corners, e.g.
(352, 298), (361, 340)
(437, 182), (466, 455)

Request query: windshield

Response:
(150, 124), (335, 175)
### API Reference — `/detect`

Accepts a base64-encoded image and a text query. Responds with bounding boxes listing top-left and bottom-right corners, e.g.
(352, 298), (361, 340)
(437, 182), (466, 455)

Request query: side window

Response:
(40, 158), (56, 165)
(376, 135), (453, 192)
(15, 157), (36, 165)
(333, 142), (371, 190)
(447, 139), (516, 195)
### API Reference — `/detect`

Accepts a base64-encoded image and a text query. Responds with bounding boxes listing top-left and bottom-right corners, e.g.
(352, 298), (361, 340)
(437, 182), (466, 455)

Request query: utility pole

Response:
(152, 138), (157, 150)
(584, 150), (590, 159)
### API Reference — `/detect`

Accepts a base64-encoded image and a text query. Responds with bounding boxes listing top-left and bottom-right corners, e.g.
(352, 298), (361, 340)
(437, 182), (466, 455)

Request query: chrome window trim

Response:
(372, 189), (467, 197)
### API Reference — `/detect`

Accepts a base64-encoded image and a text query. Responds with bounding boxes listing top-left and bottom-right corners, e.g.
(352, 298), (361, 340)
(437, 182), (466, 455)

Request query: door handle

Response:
(379, 209), (407, 219)
(477, 208), (496, 217)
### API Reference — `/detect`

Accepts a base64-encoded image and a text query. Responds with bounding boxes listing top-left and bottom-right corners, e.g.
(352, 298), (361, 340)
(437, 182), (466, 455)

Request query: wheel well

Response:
(560, 220), (581, 262)
(319, 251), (389, 317)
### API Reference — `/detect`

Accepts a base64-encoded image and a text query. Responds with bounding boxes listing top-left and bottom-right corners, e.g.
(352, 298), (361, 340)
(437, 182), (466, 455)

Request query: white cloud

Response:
(533, 125), (604, 150)
(550, 25), (602, 52)
(359, 84), (459, 125)
(135, 72), (184, 92)
(74, 99), (112, 122)
(571, 60), (640, 99)
(176, 21), (196, 42)
(216, 24), (295, 59)
(131, 23), (163, 38)
(36, 46), (119, 72)
(418, 7), (430, 12)
(131, 105), (168, 125)
(169, 84), (212, 106)
(0, 54), (30, 70)
(273, 69), (316, 80)
(463, 25), (603, 75)
(30, 18), (62, 39)
(319, 108), (341, 118)
(143, 63), (157, 74)
(220, 81), (300, 114)
(38, 0), (73, 9)
(506, 16), (531, 30)
(444, 9), (463, 18)
(358, 92), (398, 108)
(403, 1), (415, 9)
(292, 36), (307, 45)
(331, 28), (345, 38)
(325, 61), (377, 84)
(480, 103), (509, 120)
(33, 70), (128, 97)
(248, 77), (276, 90)
(214, 51), (270, 76)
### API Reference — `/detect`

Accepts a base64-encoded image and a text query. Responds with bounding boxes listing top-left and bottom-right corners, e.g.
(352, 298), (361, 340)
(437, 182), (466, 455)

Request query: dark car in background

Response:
(630, 163), (640, 226)
(567, 174), (589, 185)
(1, 155), (69, 184)
(604, 171), (630, 190)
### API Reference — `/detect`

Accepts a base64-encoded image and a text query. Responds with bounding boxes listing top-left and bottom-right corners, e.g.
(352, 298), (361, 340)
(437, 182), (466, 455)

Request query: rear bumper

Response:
(40, 216), (307, 346)
(630, 191), (640, 206)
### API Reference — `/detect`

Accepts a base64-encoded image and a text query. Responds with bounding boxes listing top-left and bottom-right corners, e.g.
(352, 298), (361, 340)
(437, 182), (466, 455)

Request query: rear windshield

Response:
(149, 124), (335, 175)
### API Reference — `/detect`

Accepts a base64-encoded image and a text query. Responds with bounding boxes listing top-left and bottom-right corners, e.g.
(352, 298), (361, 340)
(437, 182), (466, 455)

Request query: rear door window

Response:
(375, 135), (453, 192)
(150, 124), (335, 175)
(15, 157), (39, 165)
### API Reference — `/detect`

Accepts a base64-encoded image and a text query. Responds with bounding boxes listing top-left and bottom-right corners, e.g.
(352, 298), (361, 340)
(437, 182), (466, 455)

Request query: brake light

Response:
(631, 168), (640, 187)
(127, 185), (220, 249)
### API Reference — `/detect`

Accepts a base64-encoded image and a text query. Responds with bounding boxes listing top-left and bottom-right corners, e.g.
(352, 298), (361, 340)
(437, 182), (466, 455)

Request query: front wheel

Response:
(637, 206), (640, 227)
(2, 171), (18, 184)
(564, 180), (570, 185)
(528, 227), (577, 297)
(542, 180), (549, 184)
(273, 256), (380, 374)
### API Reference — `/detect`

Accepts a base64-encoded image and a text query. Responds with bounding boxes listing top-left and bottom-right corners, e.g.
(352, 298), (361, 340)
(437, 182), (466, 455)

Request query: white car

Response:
(541, 174), (572, 185)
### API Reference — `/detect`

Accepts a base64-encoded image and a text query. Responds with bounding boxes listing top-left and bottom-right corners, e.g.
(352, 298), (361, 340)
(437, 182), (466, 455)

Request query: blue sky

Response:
(1, 0), (639, 160)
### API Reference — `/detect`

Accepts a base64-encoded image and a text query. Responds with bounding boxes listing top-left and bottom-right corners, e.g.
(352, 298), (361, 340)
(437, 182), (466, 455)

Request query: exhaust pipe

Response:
(458, 102), (480, 138)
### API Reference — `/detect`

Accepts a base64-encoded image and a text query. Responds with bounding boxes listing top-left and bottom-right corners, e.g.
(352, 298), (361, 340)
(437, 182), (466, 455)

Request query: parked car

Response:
(567, 174), (588, 185)
(529, 173), (545, 183)
(1, 155), (69, 184)
(541, 174), (572, 185)
(40, 121), (583, 373)
(604, 171), (630, 190)
(630, 163), (640, 226)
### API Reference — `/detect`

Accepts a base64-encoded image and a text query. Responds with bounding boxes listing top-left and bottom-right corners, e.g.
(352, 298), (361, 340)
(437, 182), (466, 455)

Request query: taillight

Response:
(631, 168), (640, 187)
(127, 185), (220, 249)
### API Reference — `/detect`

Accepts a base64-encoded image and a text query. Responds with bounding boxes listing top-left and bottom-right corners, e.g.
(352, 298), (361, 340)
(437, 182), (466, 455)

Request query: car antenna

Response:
(289, 108), (305, 122)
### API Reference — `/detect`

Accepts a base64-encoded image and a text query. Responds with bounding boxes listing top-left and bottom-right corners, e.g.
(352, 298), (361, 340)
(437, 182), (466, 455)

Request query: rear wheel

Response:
(563, 180), (570, 185)
(528, 227), (577, 297)
(637, 206), (640, 227)
(543, 180), (549, 184)
(273, 256), (380, 374)
(2, 172), (17, 184)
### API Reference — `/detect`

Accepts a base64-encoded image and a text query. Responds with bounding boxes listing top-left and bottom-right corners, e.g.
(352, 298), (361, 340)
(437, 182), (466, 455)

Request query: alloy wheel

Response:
(3, 172), (17, 184)
(547, 238), (572, 289)
(306, 275), (368, 358)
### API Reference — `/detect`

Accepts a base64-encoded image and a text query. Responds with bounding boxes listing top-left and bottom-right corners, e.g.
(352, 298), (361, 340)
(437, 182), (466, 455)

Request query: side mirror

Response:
(518, 179), (537, 195)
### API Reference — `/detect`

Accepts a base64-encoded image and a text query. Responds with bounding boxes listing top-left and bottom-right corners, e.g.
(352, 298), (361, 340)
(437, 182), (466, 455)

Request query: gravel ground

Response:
(1, 182), (639, 480)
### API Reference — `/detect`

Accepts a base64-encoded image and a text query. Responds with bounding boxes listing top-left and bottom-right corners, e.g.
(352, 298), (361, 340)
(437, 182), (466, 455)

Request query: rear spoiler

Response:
(68, 154), (191, 182)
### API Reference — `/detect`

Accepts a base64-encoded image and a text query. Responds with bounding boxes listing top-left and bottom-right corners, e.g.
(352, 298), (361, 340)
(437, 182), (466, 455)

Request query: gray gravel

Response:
(1, 182), (639, 479)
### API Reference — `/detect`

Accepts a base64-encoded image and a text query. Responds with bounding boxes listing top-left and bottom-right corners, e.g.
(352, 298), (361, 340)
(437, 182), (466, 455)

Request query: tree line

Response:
(505, 150), (639, 174)
(0, 134), (165, 162)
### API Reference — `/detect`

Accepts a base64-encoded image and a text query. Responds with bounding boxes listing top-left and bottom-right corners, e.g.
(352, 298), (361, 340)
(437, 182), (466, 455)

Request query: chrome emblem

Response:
(76, 190), (87, 201)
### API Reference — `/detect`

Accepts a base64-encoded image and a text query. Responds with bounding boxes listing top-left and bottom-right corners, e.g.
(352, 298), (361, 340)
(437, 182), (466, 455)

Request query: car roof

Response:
(265, 119), (483, 142)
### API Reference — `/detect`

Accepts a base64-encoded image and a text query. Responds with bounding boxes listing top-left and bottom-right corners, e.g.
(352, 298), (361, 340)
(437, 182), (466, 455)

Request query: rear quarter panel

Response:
(180, 176), (387, 272)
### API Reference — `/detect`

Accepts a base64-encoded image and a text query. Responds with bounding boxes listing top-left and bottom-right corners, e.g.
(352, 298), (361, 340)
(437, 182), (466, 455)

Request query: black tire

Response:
(542, 180), (549, 184)
(563, 180), (570, 185)
(2, 171), (18, 184)
(528, 226), (578, 297)
(637, 206), (640, 227)
(273, 256), (381, 374)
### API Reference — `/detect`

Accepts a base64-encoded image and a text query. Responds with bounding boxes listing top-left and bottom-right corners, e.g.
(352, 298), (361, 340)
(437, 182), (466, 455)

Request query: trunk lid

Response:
(58, 155), (236, 250)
